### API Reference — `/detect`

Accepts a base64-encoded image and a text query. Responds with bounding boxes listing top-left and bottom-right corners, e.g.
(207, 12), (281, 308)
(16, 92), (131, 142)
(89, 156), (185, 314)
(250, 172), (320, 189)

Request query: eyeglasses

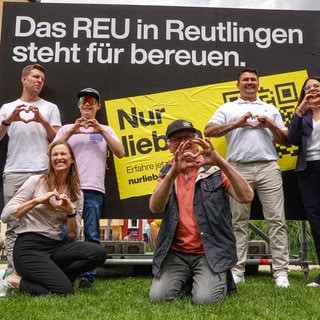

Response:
(78, 96), (98, 105)
(168, 134), (197, 145)
(303, 83), (320, 92)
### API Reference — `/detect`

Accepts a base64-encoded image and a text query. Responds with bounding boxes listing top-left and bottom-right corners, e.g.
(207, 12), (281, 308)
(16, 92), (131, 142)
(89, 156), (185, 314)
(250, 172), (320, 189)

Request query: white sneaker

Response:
(307, 282), (320, 287)
(232, 273), (245, 284)
(0, 269), (13, 297)
(275, 275), (289, 288)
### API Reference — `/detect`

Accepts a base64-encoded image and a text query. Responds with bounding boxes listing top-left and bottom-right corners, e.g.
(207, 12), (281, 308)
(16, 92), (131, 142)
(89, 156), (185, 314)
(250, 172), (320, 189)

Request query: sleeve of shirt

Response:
(267, 104), (286, 130)
(1, 175), (40, 223)
(0, 103), (10, 122)
(53, 125), (68, 141)
(208, 105), (227, 125)
(104, 125), (120, 142)
(0, 105), (5, 122)
(287, 114), (303, 145)
(49, 103), (62, 126)
(274, 108), (287, 130)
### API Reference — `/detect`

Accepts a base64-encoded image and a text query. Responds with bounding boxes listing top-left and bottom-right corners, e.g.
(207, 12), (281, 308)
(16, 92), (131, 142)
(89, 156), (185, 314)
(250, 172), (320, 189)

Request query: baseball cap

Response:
(77, 88), (100, 102)
(166, 119), (197, 139)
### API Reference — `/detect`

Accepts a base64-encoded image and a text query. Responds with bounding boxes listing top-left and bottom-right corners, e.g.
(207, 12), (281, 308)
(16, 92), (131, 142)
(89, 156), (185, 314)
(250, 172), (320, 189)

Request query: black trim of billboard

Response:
(1, 3), (319, 219)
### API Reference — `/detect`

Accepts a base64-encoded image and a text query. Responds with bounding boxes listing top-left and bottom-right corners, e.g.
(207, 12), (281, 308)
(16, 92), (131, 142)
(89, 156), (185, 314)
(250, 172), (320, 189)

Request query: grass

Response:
(0, 268), (319, 320)
(0, 220), (316, 320)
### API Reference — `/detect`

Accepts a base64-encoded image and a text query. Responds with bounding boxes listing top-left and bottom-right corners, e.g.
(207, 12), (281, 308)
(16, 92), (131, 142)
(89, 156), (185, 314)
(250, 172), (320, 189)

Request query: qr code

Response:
(222, 82), (299, 159)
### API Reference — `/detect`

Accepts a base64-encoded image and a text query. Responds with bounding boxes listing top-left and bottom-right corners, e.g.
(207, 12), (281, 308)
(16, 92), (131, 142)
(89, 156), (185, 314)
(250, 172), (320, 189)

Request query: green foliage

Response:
(249, 220), (317, 263)
(0, 270), (320, 320)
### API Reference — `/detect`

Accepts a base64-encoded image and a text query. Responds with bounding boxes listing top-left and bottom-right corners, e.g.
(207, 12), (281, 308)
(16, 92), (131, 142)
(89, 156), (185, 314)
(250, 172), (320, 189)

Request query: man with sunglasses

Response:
(54, 88), (125, 288)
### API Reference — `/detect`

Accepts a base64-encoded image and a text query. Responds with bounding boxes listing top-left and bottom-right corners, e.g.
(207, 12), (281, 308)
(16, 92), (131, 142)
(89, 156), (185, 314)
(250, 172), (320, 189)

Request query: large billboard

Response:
(1, 2), (320, 219)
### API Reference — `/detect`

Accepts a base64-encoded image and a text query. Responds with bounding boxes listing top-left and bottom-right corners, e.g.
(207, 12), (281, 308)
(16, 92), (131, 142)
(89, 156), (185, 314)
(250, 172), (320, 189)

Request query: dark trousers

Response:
(298, 160), (320, 264)
(14, 232), (107, 296)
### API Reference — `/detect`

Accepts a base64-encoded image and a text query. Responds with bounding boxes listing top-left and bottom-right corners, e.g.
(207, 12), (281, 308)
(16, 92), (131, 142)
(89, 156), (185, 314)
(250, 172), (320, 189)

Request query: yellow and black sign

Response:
(0, 2), (317, 218)
(106, 70), (307, 200)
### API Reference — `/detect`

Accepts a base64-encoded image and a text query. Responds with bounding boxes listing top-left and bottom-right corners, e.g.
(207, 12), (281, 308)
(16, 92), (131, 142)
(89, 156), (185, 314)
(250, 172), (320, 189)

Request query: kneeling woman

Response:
(0, 141), (107, 296)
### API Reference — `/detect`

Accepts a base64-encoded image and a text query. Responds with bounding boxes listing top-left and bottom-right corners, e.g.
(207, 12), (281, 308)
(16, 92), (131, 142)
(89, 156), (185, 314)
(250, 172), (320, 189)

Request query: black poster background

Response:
(0, 3), (320, 219)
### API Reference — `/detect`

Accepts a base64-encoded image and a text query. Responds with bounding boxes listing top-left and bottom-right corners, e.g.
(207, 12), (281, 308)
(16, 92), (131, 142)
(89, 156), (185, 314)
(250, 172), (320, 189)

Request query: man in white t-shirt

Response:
(54, 87), (125, 288)
(0, 64), (62, 269)
(204, 68), (290, 288)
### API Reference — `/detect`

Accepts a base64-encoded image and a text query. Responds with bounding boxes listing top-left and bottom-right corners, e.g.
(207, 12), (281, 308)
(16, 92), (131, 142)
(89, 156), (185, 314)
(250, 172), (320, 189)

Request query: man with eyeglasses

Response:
(54, 88), (125, 289)
(204, 68), (290, 288)
(0, 64), (61, 271)
(149, 119), (254, 305)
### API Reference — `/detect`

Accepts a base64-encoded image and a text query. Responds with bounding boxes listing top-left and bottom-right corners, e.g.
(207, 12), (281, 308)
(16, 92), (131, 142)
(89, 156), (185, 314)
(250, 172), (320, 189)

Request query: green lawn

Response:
(0, 268), (319, 320)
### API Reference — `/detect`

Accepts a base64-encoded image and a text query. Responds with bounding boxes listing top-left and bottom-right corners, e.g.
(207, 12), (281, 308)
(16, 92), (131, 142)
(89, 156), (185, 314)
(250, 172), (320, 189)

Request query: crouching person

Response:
(149, 120), (254, 305)
(0, 141), (107, 297)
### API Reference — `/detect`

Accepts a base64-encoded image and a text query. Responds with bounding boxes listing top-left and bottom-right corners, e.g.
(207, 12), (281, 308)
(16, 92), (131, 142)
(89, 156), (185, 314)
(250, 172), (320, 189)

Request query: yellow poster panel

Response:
(105, 70), (308, 200)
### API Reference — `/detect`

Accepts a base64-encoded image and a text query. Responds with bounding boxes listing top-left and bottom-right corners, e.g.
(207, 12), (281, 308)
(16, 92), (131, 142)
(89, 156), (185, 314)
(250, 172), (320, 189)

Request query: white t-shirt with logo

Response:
(208, 98), (286, 162)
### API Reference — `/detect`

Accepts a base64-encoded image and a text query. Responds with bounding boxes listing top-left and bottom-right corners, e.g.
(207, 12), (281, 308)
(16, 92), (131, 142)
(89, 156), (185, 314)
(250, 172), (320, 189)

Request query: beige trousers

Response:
(229, 161), (289, 278)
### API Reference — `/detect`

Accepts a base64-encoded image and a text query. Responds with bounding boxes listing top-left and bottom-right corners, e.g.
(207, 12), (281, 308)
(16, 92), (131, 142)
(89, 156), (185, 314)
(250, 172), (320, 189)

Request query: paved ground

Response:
(260, 264), (319, 271)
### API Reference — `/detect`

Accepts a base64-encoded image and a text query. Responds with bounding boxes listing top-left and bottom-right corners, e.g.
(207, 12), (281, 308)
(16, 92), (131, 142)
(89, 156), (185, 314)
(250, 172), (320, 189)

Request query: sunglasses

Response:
(78, 96), (98, 105)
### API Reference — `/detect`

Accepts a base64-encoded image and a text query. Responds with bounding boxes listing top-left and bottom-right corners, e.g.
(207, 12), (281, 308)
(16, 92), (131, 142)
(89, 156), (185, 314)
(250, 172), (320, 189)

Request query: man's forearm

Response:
(217, 157), (254, 203)
(204, 122), (236, 137)
(149, 170), (176, 213)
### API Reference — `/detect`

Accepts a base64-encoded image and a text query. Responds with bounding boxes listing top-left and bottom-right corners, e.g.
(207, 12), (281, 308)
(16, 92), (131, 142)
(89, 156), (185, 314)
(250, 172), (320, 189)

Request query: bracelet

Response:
(67, 212), (77, 218)
(1, 120), (10, 126)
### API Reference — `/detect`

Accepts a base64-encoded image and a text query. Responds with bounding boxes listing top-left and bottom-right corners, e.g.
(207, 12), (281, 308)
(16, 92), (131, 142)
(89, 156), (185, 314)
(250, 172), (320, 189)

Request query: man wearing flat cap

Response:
(149, 119), (254, 305)
(54, 88), (125, 288)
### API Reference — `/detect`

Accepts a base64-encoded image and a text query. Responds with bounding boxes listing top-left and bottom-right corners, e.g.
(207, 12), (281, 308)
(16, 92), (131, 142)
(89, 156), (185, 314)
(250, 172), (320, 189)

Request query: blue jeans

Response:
(79, 190), (104, 283)
(149, 250), (228, 305)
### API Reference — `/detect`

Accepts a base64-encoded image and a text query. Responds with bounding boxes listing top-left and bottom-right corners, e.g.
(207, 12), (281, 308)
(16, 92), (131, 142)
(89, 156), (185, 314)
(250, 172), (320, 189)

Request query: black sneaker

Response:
(307, 274), (320, 287)
(313, 273), (320, 284)
(79, 277), (91, 289)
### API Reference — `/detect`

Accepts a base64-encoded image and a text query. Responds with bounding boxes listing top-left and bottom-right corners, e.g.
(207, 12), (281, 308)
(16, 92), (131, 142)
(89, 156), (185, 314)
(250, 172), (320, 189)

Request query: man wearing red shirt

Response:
(149, 119), (253, 305)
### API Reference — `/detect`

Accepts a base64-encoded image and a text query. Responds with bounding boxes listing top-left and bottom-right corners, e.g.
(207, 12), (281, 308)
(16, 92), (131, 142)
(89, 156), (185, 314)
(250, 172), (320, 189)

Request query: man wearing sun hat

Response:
(54, 87), (125, 288)
(149, 119), (253, 305)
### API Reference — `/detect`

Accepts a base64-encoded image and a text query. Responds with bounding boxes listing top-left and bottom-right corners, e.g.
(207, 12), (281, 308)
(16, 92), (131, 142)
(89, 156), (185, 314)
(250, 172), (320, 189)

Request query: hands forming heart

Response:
(18, 106), (36, 123)
(182, 150), (199, 163)
(48, 191), (74, 215)
(49, 195), (63, 208)
(78, 119), (96, 133)
(307, 92), (320, 100)
(246, 117), (260, 128)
